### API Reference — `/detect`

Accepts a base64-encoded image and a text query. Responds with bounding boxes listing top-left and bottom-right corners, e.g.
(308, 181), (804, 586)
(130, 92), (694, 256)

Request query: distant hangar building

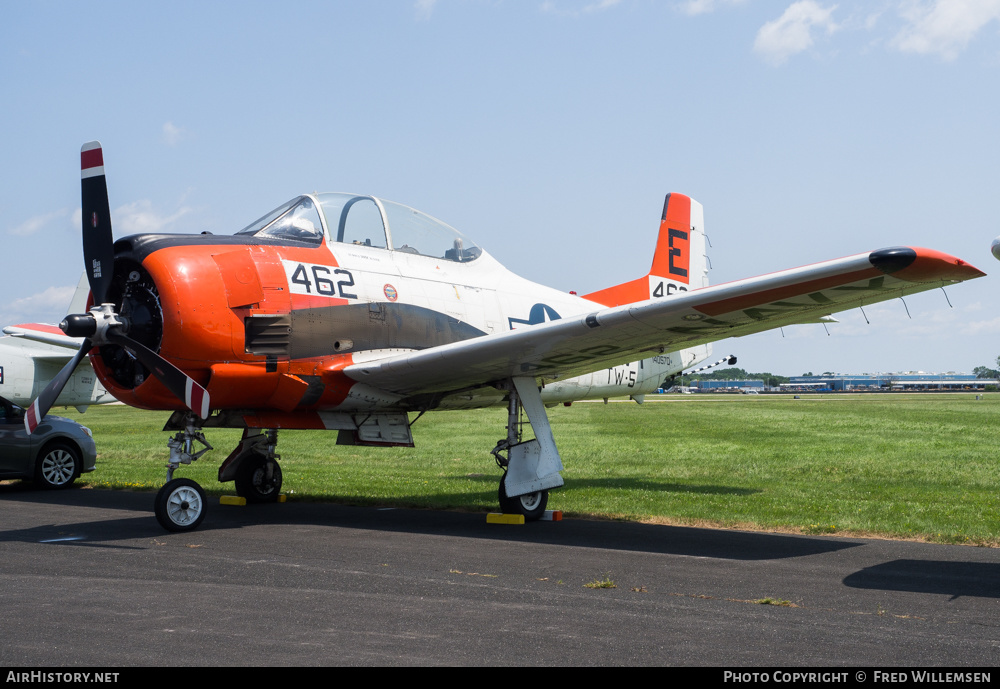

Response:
(784, 373), (996, 391)
(690, 379), (765, 392)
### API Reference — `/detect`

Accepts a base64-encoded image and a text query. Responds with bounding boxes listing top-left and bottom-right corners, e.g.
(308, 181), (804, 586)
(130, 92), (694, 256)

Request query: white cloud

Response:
(162, 121), (184, 147)
(753, 1), (838, 65)
(9, 209), (70, 236)
(541, 0), (623, 16)
(961, 314), (1000, 335)
(68, 200), (195, 235)
(415, 0), (438, 20)
(892, 0), (1000, 60)
(678, 0), (747, 16)
(113, 200), (192, 234)
(583, 0), (623, 11)
(0, 285), (77, 326)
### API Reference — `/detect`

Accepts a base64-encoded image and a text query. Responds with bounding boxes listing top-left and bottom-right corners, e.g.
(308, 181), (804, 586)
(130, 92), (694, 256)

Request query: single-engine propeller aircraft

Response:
(25, 142), (986, 531)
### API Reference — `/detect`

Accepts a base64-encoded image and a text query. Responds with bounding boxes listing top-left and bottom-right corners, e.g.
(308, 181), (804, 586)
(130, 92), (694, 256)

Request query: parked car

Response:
(0, 396), (97, 488)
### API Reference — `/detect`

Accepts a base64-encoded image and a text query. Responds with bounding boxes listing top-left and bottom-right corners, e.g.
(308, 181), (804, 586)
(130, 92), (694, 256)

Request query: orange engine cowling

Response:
(89, 236), (273, 411)
(89, 233), (359, 414)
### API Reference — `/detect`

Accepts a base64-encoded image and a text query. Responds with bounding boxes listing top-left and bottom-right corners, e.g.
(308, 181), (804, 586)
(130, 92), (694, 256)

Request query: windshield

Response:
(236, 196), (324, 245)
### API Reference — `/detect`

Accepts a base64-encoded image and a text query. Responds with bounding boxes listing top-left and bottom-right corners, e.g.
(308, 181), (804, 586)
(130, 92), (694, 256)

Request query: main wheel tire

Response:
(155, 478), (207, 532)
(35, 442), (80, 489)
(498, 472), (548, 521)
(234, 453), (283, 504)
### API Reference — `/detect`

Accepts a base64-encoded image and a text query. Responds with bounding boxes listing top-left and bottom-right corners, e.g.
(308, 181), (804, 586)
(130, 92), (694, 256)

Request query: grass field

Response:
(42, 392), (1000, 545)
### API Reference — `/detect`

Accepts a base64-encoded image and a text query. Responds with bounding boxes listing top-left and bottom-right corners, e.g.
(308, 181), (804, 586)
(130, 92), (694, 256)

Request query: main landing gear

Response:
(153, 417), (285, 532)
(225, 429), (283, 504)
(491, 377), (564, 521)
(498, 471), (548, 521)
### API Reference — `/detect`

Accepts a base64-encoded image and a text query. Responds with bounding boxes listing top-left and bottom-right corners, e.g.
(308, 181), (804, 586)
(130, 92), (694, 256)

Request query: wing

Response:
(2, 324), (84, 351)
(343, 247), (984, 398)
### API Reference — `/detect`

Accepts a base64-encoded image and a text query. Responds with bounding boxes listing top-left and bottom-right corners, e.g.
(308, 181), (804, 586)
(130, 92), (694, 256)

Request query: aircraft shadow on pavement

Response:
(844, 560), (1000, 599)
(0, 483), (857, 562)
(520, 476), (760, 495)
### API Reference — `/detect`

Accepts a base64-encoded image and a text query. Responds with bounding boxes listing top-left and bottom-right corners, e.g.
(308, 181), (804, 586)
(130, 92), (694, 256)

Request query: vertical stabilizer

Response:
(68, 272), (91, 314)
(584, 193), (708, 307)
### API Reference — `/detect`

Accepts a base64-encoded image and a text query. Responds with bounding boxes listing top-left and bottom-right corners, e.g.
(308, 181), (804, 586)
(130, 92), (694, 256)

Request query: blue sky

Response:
(2, 0), (998, 376)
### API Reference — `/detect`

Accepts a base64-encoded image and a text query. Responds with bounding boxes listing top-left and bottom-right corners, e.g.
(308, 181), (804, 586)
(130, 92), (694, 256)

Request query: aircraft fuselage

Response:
(91, 195), (705, 421)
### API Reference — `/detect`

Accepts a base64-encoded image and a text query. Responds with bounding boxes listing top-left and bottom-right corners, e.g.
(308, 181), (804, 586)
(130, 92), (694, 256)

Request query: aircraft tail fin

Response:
(583, 193), (708, 307)
(68, 272), (90, 314)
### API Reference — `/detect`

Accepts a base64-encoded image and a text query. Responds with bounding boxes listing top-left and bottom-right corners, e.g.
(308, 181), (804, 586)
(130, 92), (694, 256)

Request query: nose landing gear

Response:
(154, 417), (213, 532)
(155, 478), (207, 532)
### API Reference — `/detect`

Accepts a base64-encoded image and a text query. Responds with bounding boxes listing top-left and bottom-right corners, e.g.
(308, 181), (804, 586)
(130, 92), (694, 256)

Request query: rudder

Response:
(584, 193), (708, 307)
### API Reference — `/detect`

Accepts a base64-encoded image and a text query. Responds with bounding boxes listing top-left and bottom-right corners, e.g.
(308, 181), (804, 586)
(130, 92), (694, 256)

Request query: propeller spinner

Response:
(23, 142), (210, 434)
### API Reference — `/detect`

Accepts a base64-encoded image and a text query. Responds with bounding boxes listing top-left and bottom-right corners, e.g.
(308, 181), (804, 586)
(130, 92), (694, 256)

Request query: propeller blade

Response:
(81, 141), (115, 305)
(24, 339), (92, 434)
(106, 331), (210, 419)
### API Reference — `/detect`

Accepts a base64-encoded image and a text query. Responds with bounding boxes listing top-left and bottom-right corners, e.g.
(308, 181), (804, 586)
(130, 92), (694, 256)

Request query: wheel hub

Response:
(166, 486), (202, 526)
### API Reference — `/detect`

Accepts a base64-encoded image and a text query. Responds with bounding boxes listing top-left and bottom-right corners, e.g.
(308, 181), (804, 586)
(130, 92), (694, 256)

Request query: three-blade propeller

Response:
(24, 142), (210, 434)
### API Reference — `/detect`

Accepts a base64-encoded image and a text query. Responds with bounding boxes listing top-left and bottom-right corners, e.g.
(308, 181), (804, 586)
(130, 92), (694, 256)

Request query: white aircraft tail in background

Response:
(1, 274), (114, 412)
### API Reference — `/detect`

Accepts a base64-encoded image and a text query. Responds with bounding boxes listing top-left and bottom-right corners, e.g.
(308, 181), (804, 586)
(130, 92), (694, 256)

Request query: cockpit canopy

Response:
(236, 193), (482, 262)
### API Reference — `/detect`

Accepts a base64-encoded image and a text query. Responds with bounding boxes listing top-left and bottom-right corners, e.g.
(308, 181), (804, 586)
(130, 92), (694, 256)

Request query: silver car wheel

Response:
(38, 445), (79, 488)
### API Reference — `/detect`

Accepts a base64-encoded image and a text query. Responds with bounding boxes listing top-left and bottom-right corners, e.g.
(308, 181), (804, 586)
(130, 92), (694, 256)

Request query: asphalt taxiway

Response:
(0, 484), (997, 666)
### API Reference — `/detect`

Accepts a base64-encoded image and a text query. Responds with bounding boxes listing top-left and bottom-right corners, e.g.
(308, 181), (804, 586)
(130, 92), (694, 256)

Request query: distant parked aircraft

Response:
(0, 274), (113, 411)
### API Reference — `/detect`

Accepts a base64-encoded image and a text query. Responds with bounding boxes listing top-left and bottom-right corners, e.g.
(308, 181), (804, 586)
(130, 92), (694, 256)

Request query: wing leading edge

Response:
(3, 324), (85, 350)
(343, 247), (984, 398)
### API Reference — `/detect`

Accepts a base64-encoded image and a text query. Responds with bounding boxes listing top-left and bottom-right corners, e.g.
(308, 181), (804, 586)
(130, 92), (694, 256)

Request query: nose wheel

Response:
(154, 478), (207, 532)
(154, 417), (212, 532)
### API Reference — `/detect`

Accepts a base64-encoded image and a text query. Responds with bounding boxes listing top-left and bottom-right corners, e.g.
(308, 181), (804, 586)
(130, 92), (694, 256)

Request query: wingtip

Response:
(870, 246), (985, 282)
